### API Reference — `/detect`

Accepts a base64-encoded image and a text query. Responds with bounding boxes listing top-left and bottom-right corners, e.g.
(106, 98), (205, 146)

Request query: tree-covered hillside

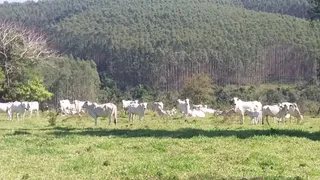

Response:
(0, 0), (319, 92)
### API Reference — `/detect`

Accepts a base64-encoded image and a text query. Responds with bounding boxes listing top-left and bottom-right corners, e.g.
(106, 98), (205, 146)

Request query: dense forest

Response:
(0, 0), (319, 110)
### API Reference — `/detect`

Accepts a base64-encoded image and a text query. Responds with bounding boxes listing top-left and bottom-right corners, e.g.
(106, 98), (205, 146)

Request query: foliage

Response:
(0, 68), (5, 92)
(47, 111), (59, 126)
(0, 0), (319, 91)
(180, 74), (214, 105)
(42, 55), (101, 105)
(0, 22), (54, 101)
(309, 0), (320, 19)
(98, 72), (122, 103)
(16, 77), (53, 102)
(129, 84), (157, 102)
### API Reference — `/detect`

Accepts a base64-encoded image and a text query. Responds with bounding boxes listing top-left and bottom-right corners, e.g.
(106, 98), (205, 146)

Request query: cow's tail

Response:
(113, 105), (118, 125)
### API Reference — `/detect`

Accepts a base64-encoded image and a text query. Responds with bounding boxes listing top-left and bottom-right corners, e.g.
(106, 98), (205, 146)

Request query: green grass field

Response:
(0, 111), (319, 180)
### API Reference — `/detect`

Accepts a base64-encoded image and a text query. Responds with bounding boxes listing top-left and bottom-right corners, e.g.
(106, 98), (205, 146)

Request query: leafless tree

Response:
(0, 21), (55, 88)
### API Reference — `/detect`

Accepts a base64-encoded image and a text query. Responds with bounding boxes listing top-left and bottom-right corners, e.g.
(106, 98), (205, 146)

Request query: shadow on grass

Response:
(5, 130), (32, 136)
(48, 127), (320, 141)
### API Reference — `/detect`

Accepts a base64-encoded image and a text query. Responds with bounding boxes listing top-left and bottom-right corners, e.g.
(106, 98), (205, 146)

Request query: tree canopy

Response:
(0, 0), (319, 93)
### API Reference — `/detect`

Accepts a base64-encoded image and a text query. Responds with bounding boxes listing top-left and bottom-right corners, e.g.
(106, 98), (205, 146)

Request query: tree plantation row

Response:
(0, 0), (319, 92)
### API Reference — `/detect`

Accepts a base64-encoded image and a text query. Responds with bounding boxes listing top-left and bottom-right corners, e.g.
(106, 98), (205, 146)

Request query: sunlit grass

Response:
(0, 111), (319, 179)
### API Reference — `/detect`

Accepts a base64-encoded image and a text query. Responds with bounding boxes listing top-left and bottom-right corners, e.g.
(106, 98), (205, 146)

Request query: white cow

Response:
(122, 100), (139, 109)
(177, 99), (189, 115)
(192, 104), (203, 110)
(200, 105), (216, 114)
(232, 97), (262, 124)
(262, 104), (290, 125)
(0, 102), (13, 120)
(10, 101), (29, 120)
(184, 99), (205, 118)
(128, 103), (148, 122)
(74, 100), (86, 115)
(280, 102), (303, 122)
(82, 101), (118, 126)
(166, 108), (177, 117)
(187, 109), (206, 118)
(24, 101), (39, 117)
(59, 99), (71, 115)
(152, 102), (164, 111)
(152, 102), (168, 117)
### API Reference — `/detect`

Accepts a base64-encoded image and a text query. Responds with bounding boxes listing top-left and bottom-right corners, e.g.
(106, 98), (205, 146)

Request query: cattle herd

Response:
(0, 98), (303, 125)
(54, 97), (304, 125)
(0, 101), (39, 120)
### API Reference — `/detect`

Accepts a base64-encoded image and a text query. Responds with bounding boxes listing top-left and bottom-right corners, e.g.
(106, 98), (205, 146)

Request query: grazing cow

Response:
(0, 102), (13, 120)
(25, 101), (39, 117)
(183, 99), (206, 118)
(128, 103), (148, 122)
(200, 105), (216, 114)
(280, 102), (303, 123)
(166, 108), (177, 117)
(232, 97), (262, 124)
(82, 101), (117, 126)
(122, 100), (139, 109)
(59, 99), (71, 115)
(10, 101), (29, 120)
(68, 103), (78, 115)
(152, 102), (168, 117)
(192, 104), (203, 110)
(262, 104), (290, 125)
(187, 109), (206, 118)
(152, 102), (164, 111)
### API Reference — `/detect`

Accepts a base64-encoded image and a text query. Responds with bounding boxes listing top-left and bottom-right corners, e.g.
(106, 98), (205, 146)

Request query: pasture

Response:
(0, 112), (319, 179)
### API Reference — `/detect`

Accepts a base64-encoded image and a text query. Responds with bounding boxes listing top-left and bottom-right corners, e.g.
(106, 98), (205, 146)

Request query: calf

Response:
(232, 97), (262, 124)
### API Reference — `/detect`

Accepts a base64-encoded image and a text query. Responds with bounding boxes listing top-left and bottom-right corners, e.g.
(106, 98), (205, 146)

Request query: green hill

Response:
(0, 0), (318, 91)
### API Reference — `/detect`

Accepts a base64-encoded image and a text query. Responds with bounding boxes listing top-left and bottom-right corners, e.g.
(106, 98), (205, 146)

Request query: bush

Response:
(180, 73), (214, 105)
(47, 111), (59, 126)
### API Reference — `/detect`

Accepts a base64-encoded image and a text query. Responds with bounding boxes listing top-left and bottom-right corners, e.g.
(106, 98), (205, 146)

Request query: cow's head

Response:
(230, 97), (239, 105)
(83, 101), (91, 108)
(142, 103), (148, 110)
(289, 104), (303, 120)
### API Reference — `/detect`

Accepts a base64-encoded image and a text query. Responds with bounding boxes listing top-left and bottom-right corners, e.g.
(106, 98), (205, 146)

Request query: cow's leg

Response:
(37, 109), (39, 117)
(128, 112), (131, 122)
(108, 114), (112, 125)
(265, 115), (270, 126)
(88, 111), (98, 125)
(113, 112), (117, 125)
(240, 112), (244, 124)
(29, 110), (33, 117)
(7, 110), (11, 120)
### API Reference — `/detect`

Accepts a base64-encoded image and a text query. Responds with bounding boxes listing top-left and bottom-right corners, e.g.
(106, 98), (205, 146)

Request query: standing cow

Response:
(82, 101), (118, 126)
